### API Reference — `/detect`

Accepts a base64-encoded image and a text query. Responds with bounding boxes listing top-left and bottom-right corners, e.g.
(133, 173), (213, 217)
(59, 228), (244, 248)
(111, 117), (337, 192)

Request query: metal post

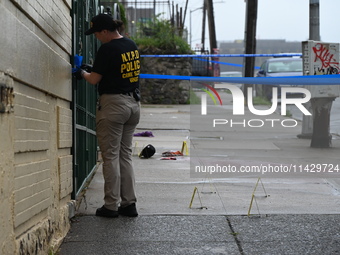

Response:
(190, 10), (192, 46)
(190, 6), (204, 48)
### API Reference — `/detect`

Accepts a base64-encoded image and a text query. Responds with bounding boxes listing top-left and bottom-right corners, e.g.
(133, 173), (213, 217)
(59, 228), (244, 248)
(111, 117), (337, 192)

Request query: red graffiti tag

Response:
(312, 43), (340, 70)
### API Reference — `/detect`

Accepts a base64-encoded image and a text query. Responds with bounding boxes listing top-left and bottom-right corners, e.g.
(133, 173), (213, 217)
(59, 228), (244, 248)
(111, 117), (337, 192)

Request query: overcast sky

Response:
(179, 0), (340, 48)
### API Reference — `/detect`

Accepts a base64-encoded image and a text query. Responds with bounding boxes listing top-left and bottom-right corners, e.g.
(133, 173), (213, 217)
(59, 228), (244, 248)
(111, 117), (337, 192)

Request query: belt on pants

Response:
(122, 92), (133, 97)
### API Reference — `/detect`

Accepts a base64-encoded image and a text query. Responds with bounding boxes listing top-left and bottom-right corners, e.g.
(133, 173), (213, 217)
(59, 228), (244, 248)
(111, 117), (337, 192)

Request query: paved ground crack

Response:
(226, 216), (245, 255)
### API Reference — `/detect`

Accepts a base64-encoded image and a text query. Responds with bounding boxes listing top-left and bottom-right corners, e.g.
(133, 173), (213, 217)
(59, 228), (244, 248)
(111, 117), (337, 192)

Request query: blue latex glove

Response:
(72, 55), (84, 74)
(72, 55), (85, 79)
(75, 55), (83, 68)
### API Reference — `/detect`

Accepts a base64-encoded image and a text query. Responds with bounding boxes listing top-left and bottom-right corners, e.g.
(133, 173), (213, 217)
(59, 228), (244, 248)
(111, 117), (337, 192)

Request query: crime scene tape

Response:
(140, 53), (302, 58)
(141, 53), (300, 68)
(192, 57), (260, 69)
(140, 74), (340, 86)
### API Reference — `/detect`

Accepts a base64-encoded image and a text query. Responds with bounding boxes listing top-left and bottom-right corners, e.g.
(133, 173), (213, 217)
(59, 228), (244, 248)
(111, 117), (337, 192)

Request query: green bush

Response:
(133, 16), (191, 54)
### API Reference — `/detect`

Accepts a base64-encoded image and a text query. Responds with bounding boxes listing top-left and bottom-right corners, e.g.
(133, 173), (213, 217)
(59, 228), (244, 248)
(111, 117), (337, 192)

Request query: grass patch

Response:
(188, 89), (201, 104)
(252, 96), (271, 105)
(284, 110), (292, 117)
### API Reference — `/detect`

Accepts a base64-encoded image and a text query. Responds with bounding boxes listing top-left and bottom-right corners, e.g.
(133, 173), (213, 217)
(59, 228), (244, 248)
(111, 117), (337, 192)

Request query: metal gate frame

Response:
(71, 0), (100, 198)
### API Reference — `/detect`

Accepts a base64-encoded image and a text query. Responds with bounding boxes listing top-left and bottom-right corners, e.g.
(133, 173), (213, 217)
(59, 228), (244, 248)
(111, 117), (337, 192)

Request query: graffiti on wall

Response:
(312, 43), (340, 75)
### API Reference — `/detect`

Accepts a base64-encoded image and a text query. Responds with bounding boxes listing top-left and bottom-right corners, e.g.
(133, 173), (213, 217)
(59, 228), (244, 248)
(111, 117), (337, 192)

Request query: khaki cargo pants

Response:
(96, 94), (140, 211)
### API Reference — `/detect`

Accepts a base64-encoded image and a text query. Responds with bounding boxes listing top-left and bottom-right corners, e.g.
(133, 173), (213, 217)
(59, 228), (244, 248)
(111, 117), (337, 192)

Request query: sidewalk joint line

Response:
(226, 217), (245, 255)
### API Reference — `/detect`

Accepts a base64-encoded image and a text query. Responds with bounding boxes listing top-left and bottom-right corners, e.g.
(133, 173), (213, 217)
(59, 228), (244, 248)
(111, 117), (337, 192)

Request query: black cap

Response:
(85, 14), (114, 35)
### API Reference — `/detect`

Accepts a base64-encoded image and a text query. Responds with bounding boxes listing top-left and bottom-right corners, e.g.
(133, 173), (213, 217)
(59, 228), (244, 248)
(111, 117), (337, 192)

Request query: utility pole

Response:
(201, 1), (207, 52)
(243, 0), (258, 103)
(308, 0), (334, 148)
(309, 0), (320, 41)
(205, 0), (217, 53)
(205, 0), (218, 76)
(299, 0), (320, 139)
(299, 0), (333, 147)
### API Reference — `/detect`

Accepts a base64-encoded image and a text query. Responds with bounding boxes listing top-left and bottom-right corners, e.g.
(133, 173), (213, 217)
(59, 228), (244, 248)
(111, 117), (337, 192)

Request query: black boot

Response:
(118, 203), (138, 217)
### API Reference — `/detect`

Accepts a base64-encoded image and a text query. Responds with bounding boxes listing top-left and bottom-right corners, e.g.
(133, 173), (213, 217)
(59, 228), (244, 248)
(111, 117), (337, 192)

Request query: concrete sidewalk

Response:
(59, 91), (340, 254)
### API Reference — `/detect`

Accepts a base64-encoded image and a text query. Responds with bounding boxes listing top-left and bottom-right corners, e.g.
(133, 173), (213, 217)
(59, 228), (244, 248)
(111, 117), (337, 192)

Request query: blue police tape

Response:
(140, 53), (302, 58)
(193, 57), (260, 69)
(140, 74), (340, 86)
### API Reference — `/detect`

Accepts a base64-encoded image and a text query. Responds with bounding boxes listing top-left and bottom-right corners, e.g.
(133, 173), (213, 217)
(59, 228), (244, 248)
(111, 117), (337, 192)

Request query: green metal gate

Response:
(72, 0), (100, 197)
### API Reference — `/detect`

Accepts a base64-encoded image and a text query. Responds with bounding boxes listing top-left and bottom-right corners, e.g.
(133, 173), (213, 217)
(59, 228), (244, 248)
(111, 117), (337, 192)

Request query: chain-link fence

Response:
(119, 0), (188, 38)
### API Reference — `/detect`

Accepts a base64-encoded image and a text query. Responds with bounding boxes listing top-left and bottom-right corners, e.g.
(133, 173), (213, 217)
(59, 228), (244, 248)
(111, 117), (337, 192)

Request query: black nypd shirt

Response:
(92, 37), (140, 95)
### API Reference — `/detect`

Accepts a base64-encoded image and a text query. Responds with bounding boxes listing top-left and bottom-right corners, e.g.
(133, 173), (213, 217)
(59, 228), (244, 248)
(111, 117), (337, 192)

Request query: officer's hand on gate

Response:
(72, 64), (92, 80)
(73, 68), (84, 80)
(81, 64), (93, 73)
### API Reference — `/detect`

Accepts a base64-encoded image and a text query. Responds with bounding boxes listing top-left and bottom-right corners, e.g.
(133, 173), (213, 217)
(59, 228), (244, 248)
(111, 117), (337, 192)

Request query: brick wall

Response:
(0, 0), (74, 254)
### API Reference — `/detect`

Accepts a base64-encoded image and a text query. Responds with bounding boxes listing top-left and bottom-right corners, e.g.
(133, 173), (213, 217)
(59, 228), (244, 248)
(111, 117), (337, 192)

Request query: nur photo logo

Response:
(200, 84), (312, 128)
(200, 83), (223, 115)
